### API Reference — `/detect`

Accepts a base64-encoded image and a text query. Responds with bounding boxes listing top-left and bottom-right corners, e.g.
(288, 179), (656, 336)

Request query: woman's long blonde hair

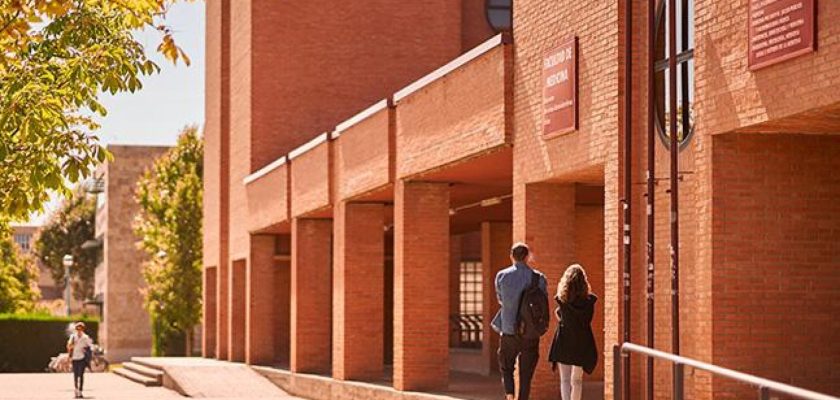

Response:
(556, 264), (591, 304)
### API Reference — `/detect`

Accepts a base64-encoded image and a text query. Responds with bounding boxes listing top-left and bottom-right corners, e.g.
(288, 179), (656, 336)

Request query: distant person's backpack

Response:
(517, 271), (550, 339)
(83, 345), (92, 368)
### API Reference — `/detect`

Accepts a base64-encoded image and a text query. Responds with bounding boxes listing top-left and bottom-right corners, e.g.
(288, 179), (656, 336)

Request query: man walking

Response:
(492, 242), (549, 400)
(67, 321), (92, 398)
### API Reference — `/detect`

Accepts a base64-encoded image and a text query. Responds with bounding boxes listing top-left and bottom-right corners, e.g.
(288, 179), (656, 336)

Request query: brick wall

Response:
(393, 181), (450, 391)
(512, 0), (618, 186)
(246, 235), (276, 365)
(396, 44), (510, 179)
(512, 0), (620, 397)
(461, 0), (497, 52)
(481, 222), (511, 375)
(575, 200), (605, 382)
(694, 0), (840, 135)
(203, 0), (222, 268)
(290, 142), (331, 218)
(332, 202), (385, 380)
(246, 164), (288, 232)
(333, 107), (392, 201)
(226, 0), (252, 261)
(290, 218), (333, 374)
(202, 267), (216, 357)
(274, 255), (291, 365)
(710, 133), (840, 397)
(102, 145), (168, 362)
(228, 259), (247, 362)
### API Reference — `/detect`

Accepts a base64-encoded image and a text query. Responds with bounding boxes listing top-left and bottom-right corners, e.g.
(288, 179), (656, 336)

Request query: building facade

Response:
(203, 1), (840, 399)
(11, 224), (61, 302)
(93, 145), (169, 362)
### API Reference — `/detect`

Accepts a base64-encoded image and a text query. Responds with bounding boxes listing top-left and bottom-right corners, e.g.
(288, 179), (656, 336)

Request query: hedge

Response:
(0, 314), (99, 372)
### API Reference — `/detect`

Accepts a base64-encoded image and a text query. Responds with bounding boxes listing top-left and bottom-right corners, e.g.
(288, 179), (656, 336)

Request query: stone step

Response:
(129, 357), (163, 370)
(123, 361), (164, 383)
(112, 367), (161, 387)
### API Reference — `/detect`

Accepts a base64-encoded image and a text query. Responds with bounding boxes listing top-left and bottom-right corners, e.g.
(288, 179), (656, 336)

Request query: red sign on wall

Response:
(543, 37), (578, 138)
(748, 0), (816, 70)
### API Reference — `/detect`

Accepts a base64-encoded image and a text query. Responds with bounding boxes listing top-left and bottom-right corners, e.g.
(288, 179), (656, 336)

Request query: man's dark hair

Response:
(511, 242), (530, 262)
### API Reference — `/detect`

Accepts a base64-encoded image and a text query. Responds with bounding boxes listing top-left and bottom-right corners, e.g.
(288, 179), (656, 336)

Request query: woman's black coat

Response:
(548, 293), (598, 374)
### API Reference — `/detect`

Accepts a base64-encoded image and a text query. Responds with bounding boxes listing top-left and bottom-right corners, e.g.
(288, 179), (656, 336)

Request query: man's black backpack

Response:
(516, 271), (550, 339)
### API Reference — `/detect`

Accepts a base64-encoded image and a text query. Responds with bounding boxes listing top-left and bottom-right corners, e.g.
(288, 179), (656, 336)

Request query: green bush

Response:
(0, 314), (99, 372)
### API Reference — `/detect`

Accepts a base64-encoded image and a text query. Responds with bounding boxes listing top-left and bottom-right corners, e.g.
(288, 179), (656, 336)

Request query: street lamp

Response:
(63, 254), (74, 316)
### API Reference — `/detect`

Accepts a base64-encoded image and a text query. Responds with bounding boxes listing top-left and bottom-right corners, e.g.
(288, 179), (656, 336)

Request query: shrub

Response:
(0, 314), (99, 372)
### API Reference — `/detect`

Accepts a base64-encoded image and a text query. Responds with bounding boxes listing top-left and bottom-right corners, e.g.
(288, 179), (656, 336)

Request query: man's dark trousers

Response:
(72, 359), (85, 391)
(498, 334), (540, 400)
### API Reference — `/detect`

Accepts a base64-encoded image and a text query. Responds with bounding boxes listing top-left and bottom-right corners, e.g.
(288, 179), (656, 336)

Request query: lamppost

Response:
(63, 254), (74, 316)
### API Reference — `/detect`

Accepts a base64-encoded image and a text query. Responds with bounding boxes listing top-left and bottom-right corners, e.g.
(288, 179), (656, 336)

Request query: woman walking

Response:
(548, 264), (598, 400)
(67, 321), (92, 398)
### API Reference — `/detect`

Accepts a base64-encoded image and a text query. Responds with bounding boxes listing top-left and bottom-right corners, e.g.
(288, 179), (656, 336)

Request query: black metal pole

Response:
(646, 1), (656, 400)
(622, 0), (633, 398)
(614, 345), (624, 400)
(668, 0), (681, 377)
(681, 0), (690, 139)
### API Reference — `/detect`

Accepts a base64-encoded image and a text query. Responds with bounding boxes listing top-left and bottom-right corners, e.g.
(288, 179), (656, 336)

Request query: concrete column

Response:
(522, 183), (576, 399)
(332, 202), (385, 381)
(290, 218), (333, 374)
(228, 259), (247, 362)
(246, 235), (276, 365)
(393, 180), (450, 391)
(481, 221), (512, 375)
(203, 266), (217, 358)
(216, 261), (229, 359)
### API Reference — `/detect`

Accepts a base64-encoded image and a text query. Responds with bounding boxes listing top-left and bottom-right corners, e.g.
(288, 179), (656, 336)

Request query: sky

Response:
(23, 2), (205, 225)
(96, 1), (206, 146)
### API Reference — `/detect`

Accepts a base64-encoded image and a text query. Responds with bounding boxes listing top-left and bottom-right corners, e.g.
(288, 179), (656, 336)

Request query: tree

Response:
(33, 188), (96, 302)
(0, 226), (39, 313)
(0, 0), (192, 223)
(134, 126), (202, 356)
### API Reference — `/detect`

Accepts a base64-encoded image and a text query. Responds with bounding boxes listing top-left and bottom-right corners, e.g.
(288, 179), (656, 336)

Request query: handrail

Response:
(614, 343), (839, 400)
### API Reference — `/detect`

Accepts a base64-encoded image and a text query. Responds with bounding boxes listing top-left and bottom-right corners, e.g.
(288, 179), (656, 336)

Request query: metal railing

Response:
(450, 314), (483, 348)
(613, 343), (840, 400)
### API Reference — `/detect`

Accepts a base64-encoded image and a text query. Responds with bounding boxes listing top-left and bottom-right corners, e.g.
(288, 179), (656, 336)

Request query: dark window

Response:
(453, 261), (483, 348)
(459, 261), (482, 317)
(486, 0), (512, 32)
(654, 0), (694, 149)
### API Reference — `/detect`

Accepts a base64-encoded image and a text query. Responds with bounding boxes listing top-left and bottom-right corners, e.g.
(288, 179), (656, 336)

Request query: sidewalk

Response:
(0, 370), (302, 400)
(0, 372), (182, 399)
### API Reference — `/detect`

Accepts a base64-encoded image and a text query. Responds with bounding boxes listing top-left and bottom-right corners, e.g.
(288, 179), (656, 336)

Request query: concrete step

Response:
(123, 361), (164, 383)
(113, 367), (161, 387)
(129, 357), (166, 371)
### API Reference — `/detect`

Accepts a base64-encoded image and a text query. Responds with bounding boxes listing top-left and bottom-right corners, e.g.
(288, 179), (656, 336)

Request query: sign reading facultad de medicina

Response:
(543, 37), (578, 138)
(748, 0), (816, 70)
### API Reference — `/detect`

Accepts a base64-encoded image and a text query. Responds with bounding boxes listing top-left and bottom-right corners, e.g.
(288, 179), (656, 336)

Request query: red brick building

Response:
(203, 1), (840, 399)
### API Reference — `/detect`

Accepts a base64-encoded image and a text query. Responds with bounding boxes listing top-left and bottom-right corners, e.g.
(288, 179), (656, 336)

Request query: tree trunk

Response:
(184, 328), (193, 357)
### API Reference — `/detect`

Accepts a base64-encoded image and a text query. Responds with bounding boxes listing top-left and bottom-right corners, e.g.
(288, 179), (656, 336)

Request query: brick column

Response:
(228, 259), (247, 362)
(481, 221), (512, 375)
(290, 218), (333, 374)
(332, 202), (384, 381)
(522, 183), (576, 399)
(246, 235), (276, 365)
(216, 262), (229, 359)
(449, 235), (462, 347)
(393, 180), (450, 391)
(274, 254), (291, 365)
(203, 266), (217, 357)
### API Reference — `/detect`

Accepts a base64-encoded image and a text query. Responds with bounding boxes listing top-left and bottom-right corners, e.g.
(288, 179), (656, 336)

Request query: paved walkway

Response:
(0, 372), (182, 399)
(0, 367), (301, 399)
(132, 357), (300, 399)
